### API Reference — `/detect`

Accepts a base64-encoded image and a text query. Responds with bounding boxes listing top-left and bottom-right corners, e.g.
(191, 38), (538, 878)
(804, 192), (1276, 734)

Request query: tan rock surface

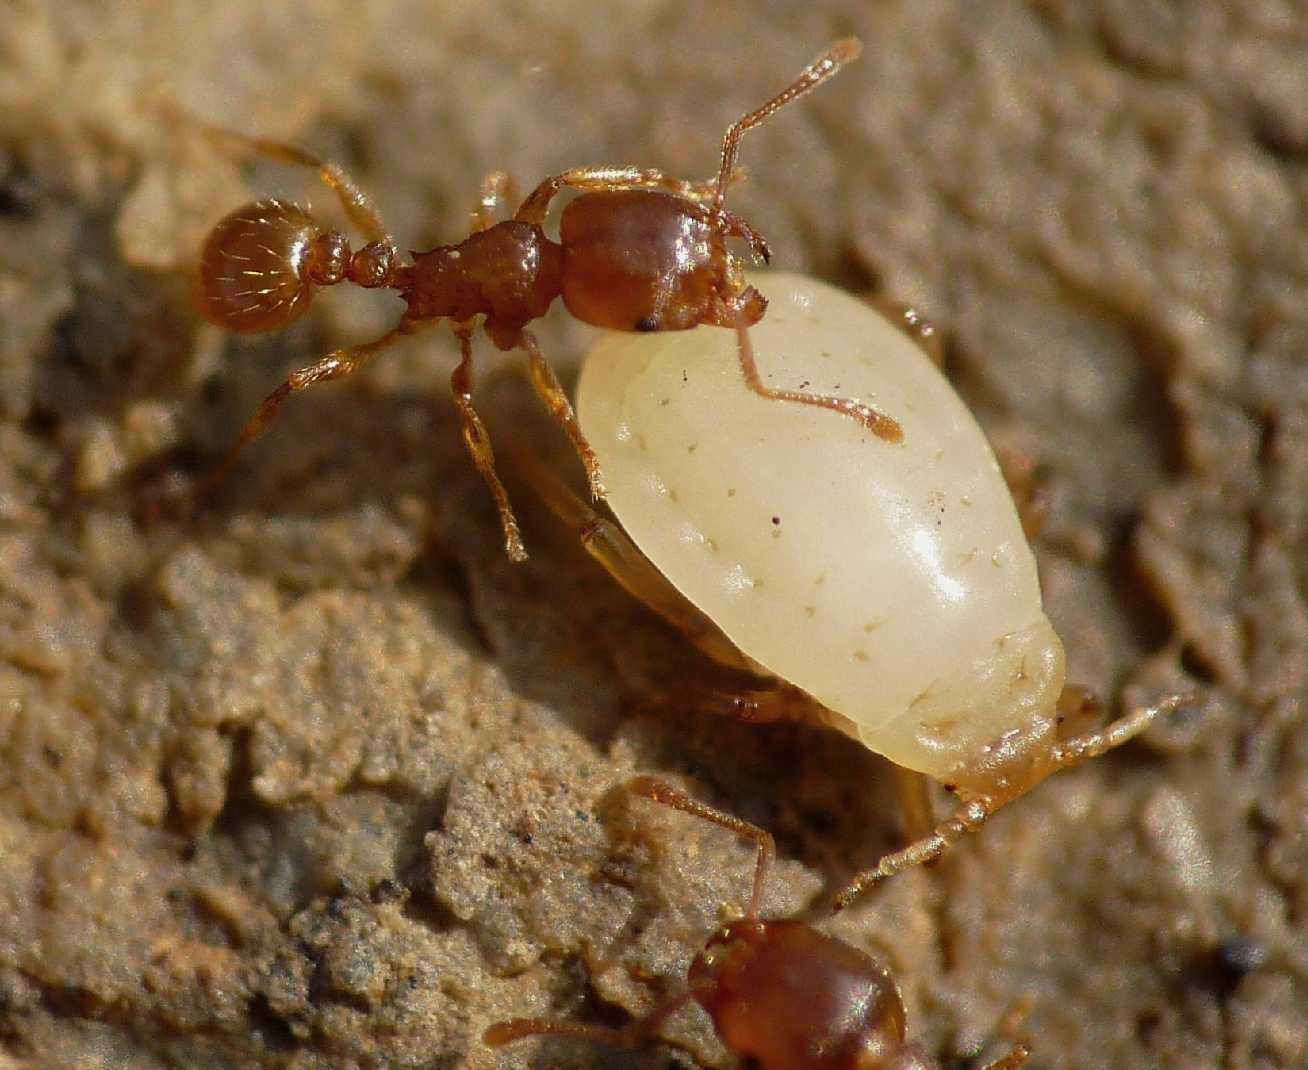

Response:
(0, 2), (1305, 1067)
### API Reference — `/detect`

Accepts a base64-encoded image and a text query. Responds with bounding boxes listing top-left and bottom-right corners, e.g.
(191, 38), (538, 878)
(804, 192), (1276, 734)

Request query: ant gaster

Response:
(485, 777), (1030, 1070)
(192, 39), (900, 561)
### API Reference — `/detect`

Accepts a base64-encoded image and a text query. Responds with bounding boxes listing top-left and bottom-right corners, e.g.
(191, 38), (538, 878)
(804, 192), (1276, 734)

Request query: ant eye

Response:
(197, 199), (324, 333)
(635, 315), (661, 332)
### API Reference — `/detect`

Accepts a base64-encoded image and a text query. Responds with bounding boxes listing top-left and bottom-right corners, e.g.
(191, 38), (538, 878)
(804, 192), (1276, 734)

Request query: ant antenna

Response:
(627, 776), (775, 918)
(712, 37), (862, 213)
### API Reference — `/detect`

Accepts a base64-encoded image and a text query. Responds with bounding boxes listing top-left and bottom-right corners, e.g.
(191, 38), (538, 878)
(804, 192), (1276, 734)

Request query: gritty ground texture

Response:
(0, 1), (1305, 1068)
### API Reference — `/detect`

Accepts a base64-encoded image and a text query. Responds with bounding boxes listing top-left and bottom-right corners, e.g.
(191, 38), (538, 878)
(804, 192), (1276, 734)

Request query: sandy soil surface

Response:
(1, 2), (1305, 1068)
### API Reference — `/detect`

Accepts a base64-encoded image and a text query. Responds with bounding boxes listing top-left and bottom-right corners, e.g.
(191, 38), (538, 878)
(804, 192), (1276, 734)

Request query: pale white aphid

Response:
(574, 271), (1171, 901)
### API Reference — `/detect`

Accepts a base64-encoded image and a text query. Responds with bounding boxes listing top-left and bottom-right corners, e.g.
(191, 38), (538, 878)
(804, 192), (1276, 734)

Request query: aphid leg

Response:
(181, 116), (395, 247)
(831, 797), (996, 911)
(832, 693), (1185, 911)
(711, 38), (862, 211)
(892, 765), (937, 844)
(516, 330), (606, 500)
(514, 166), (686, 225)
(979, 1045), (1032, 1070)
(627, 776), (775, 918)
(195, 320), (421, 504)
(1048, 691), (1185, 771)
(733, 305), (905, 442)
(472, 170), (516, 231)
(517, 449), (753, 669)
(991, 429), (1049, 541)
(484, 990), (694, 1051)
(970, 993), (1035, 1070)
(450, 326), (527, 561)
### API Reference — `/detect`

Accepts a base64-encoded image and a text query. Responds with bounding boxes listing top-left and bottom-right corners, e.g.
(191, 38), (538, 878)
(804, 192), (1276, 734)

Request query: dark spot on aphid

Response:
(660, 397), (670, 407)
(771, 516), (781, 525)
(727, 488), (736, 497)
(804, 605), (816, 617)
(682, 370), (689, 383)
(799, 379), (810, 389)
(688, 443), (698, 454)
(635, 315), (660, 332)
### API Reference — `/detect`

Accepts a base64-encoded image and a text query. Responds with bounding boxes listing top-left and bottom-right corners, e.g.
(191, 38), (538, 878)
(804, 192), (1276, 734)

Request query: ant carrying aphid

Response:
(485, 777), (1031, 1070)
(189, 38), (896, 561)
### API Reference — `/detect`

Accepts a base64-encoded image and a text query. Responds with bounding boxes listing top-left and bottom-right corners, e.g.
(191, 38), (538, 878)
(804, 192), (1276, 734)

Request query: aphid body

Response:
(580, 272), (1062, 789)
(486, 778), (1028, 1069)
(570, 271), (1177, 899)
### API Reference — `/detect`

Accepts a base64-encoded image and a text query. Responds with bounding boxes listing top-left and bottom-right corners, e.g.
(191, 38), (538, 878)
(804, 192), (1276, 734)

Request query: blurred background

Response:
(0, 2), (1305, 1067)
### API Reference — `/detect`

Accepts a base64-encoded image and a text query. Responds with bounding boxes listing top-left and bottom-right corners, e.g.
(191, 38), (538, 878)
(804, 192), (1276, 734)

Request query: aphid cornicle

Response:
(539, 270), (1186, 905)
(188, 39), (887, 561)
(485, 778), (1031, 1070)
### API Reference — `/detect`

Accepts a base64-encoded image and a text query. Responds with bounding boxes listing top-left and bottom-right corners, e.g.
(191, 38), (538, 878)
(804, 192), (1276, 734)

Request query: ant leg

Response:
(711, 38), (862, 210)
(732, 305), (905, 442)
(472, 170), (516, 231)
(450, 327), (527, 562)
(627, 777), (775, 919)
(514, 166), (684, 225)
(196, 320), (420, 503)
(716, 207), (772, 263)
(179, 112), (394, 246)
(516, 329), (607, 500)
(484, 990), (693, 1051)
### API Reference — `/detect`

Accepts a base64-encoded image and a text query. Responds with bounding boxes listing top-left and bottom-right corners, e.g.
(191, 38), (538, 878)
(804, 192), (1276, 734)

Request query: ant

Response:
(485, 776), (1031, 1070)
(189, 38), (899, 561)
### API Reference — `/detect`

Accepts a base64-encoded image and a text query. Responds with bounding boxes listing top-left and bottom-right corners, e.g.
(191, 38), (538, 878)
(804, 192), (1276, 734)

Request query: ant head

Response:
(688, 917), (769, 988)
(197, 199), (348, 333)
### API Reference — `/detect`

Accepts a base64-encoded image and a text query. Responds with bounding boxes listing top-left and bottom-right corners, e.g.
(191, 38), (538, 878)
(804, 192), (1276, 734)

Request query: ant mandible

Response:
(191, 38), (898, 561)
(485, 777), (1030, 1070)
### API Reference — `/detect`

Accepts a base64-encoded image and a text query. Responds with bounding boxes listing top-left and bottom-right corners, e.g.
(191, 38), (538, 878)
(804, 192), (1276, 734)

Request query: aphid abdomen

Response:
(197, 200), (326, 333)
(690, 920), (910, 1070)
(576, 272), (1066, 782)
(559, 190), (724, 332)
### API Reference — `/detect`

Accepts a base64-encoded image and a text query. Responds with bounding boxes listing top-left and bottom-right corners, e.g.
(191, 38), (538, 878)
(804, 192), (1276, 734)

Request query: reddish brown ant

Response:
(485, 777), (1031, 1070)
(189, 39), (898, 560)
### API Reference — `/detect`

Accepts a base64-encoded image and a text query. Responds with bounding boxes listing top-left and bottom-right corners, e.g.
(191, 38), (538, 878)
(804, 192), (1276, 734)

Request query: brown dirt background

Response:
(2, 2), (1306, 1068)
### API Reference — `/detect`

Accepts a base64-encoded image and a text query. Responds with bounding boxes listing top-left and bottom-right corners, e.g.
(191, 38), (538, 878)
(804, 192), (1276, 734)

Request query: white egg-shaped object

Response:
(576, 272), (1065, 784)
